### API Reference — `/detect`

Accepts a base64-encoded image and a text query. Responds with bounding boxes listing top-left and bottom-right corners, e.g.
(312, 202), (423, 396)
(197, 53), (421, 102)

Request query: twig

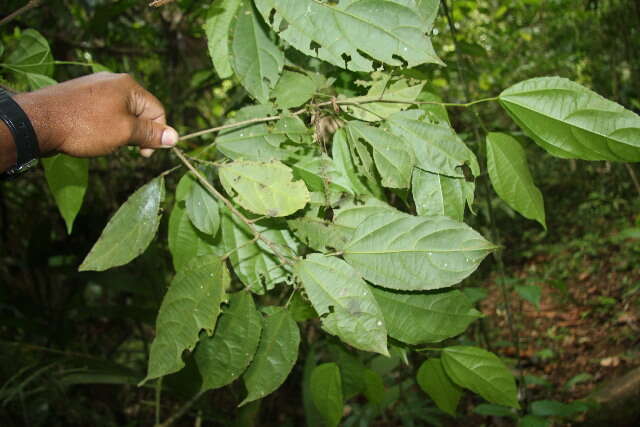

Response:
(157, 391), (204, 427)
(0, 0), (41, 26)
(171, 147), (293, 266)
(625, 163), (640, 196)
(155, 377), (163, 426)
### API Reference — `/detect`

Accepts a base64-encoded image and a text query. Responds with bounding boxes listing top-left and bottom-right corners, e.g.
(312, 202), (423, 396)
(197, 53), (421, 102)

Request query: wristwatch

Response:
(0, 88), (40, 180)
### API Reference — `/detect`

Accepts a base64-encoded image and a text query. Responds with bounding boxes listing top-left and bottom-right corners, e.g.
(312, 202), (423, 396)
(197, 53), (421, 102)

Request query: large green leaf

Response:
(486, 133), (546, 228)
(346, 121), (415, 188)
(387, 110), (480, 178)
(254, 0), (443, 71)
(371, 287), (481, 344)
(292, 155), (355, 195)
(295, 254), (389, 355)
(333, 197), (398, 232)
(343, 211), (496, 290)
(168, 201), (221, 271)
(415, 0), (440, 29)
(42, 155), (88, 234)
(194, 292), (262, 391)
(219, 160), (310, 217)
(186, 177), (221, 236)
(221, 210), (295, 294)
(412, 168), (473, 221)
(441, 346), (519, 408)
(142, 255), (227, 383)
(499, 76), (640, 162)
(345, 76), (425, 122)
(79, 177), (165, 271)
(25, 73), (57, 90)
(417, 358), (462, 416)
(230, 1), (284, 103)
(272, 70), (321, 109)
(216, 105), (287, 161)
(6, 29), (53, 76)
(310, 363), (343, 427)
(204, 0), (242, 79)
(240, 307), (300, 406)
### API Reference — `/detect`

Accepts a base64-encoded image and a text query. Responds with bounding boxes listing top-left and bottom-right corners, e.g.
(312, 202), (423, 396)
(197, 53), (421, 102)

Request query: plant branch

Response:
(157, 391), (204, 427)
(0, 0), (41, 26)
(171, 147), (294, 266)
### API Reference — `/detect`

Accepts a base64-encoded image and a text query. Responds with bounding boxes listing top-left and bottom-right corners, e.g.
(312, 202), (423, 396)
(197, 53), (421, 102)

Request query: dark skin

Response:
(0, 72), (179, 172)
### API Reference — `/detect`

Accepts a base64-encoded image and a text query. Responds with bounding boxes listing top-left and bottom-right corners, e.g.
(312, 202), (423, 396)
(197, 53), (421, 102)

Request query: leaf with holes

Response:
(343, 211), (496, 290)
(142, 255), (227, 383)
(42, 155), (88, 234)
(499, 76), (640, 162)
(79, 176), (165, 272)
(254, 0), (443, 72)
(219, 160), (310, 217)
(288, 215), (352, 252)
(486, 132), (546, 228)
(295, 254), (389, 355)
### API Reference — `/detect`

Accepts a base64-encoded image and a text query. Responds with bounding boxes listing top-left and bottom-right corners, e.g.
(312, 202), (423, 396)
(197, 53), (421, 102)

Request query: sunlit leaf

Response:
(6, 29), (53, 76)
(345, 76), (425, 122)
(79, 176), (165, 271)
(310, 363), (343, 427)
(417, 358), (462, 416)
(42, 155), (88, 234)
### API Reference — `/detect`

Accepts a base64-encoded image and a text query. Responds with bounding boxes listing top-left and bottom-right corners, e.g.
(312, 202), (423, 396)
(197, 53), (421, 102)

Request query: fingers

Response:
(129, 117), (179, 151)
(127, 85), (167, 124)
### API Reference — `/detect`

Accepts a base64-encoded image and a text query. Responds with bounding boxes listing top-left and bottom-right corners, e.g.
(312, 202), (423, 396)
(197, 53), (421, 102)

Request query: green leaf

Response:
(42, 155), (88, 234)
(240, 307), (300, 406)
(289, 292), (318, 322)
(194, 292), (262, 391)
(343, 211), (496, 290)
(310, 363), (343, 427)
(473, 403), (517, 418)
(25, 73), (57, 90)
(219, 160), (310, 217)
(530, 400), (589, 418)
(333, 197), (398, 232)
(371, 287), (481, 344)
(519, 415), (552, 427)
(221, 210), (295, 294)
(412, 168), (473, 222)
(415, 0), (440, 30)
(345, 76), (425, 122)
(272, 70), (320, 109)
(486, 133), (546, 228)
(168, 201), (222, 271)
(230, 1), (284, 103)
(332, 128), (381, 197)
(347, 121), (415, 188)
(417, 358), (462, 416)
(328, 344), (367, 399)
(514, 284), (542, 309)
(186, 178), (220, 236)
(79, 176), (165, 271)
(295, 254), (389, 355)
(274, 114), (312, 143)
(288, 215), (351, 252)
(499, 76), (640, 162)
(204, 0), (242, 79)
(362, 368), (385, 405)
(387, 110), (480, 178)
(291, 155), (355, 195)
(441, 346), (519, 408)
(254, 0), (443, 71)
(142, 255), (227, 383)
(6, 29), (53, 76)
(216, 105), (288, 161)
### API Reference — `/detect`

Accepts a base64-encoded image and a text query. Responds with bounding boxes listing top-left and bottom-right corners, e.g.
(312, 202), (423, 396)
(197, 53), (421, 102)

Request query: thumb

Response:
(130, 118), (179, 149)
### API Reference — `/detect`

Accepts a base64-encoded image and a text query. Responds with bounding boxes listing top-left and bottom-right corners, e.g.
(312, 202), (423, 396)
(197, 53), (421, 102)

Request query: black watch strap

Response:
(0, 88), (40, 180)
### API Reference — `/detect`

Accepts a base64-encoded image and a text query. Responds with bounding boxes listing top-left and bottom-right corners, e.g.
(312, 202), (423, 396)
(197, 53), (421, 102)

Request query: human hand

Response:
(14, 72), (178, 159)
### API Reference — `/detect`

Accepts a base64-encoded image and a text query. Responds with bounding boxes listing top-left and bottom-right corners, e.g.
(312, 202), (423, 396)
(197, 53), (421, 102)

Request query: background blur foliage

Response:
(0, 0), (639, 425)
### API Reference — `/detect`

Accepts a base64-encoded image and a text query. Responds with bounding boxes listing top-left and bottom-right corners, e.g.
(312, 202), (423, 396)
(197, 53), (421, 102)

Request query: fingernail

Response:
(161, 127), (179, 147)
(140, 148), (154, 158)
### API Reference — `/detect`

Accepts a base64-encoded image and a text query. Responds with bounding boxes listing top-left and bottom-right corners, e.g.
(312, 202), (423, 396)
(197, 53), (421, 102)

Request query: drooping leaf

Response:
(42, 154), (88, 234)
(417, 358), (462, 416)
(272, 70), (320, 109)
(221, 209), (296, 294)
(230, 1), (284, 103)
(332, 128), (381, 197)
(499, 76), (640, 162)
(371, 287), (481, 344)
(344, 211), (496, 290)
(216, 105), (287, 161)
(295, 254), (389, 355)
(219, 160), (310, 217)
(142, 255), (227, 383)
(6, 29), (53, 76)
(292, 155), (355, 195)
(288, 214), (351, 252)
(327, 344), (367, 399)
(25, 73), (57, 90)
(194, 292), (262, 391)
(362, 368), (385, 405)
(310, 363), (343, 427)
(486, 132), (546, 228)
(412, 168), (473, 221)
(240, 307), (300, 406)
(204, 0), (242, 79)
(186, 177), (221, 236)
(79, 176), (165, 271)
(441, 346), (519, 408)
(169, 201), (222, 271)
(289, 292), (318, 322)
(346, 121), (415, 188)
(345, 76), (425, 122)
(254, 0), (443, 71)
(387, 110), (480, 178)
